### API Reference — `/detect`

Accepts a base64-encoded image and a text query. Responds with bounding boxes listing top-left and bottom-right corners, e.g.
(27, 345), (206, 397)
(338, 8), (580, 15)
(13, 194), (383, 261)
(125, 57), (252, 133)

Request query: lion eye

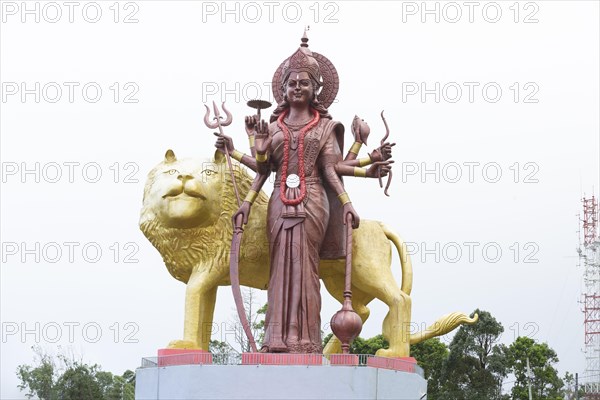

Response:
(165, 169), (178, 175)
(202, 169), (217, 176)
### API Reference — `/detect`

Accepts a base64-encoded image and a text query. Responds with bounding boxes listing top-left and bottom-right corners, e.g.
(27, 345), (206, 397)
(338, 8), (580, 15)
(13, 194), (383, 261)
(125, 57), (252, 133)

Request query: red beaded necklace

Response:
(277, 108), (320, 206)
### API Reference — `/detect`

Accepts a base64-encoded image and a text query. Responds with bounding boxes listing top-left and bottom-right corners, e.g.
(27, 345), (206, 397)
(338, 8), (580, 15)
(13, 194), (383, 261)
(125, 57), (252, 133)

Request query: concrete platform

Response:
(135, 362), (427, 399)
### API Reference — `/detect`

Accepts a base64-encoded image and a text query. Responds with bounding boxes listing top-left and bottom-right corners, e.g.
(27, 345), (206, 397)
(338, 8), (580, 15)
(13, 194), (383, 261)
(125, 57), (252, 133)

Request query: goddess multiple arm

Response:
(214, 118), (395, 180)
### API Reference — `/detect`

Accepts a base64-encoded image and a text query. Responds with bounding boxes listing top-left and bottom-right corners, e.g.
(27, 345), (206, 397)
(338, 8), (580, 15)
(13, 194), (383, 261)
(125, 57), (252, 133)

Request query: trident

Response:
(204, 101), (241, 207)
(203, 101), (258, 352)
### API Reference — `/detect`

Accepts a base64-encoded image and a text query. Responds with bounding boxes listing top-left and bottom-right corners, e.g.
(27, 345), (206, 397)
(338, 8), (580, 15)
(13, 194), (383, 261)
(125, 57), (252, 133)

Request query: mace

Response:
(330, 213), (363, 354)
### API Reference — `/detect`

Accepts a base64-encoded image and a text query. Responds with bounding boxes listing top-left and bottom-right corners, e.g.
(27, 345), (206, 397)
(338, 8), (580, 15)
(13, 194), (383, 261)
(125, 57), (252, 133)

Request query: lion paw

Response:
(167, 340), (200, 349)
(375, 347), (408, 358)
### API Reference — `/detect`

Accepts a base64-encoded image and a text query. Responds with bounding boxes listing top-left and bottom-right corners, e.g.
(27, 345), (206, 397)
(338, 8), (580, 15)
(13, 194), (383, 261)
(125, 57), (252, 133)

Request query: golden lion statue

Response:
(140, 150), (477, 357)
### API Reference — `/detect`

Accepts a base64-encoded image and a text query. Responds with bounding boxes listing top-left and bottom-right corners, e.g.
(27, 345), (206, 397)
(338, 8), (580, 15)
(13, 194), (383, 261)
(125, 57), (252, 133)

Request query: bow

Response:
(230, 215), (258, 352)
(378, 110), (393, 196)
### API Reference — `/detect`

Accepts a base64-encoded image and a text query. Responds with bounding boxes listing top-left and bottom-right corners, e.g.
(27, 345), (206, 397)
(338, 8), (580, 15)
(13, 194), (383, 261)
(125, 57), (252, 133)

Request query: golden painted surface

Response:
(353, 167), (367, 178)
(140, 150), (476, 356)
(255, 152), (268, 162)
(337, 192), (351, 205)
(358, 156), (372, 167)
(231, 149), (244, 162)
(348, 141), (362, 155)
(244, 189), (259, 204)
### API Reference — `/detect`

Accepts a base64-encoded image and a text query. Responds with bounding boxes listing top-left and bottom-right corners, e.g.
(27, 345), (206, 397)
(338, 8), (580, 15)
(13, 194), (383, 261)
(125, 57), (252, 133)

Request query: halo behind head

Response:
(271, 32), (339, 109)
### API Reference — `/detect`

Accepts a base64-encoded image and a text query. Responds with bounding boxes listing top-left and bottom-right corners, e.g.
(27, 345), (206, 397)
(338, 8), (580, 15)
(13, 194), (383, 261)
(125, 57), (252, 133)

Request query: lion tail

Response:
(380, 222), (413, 296)
(409, 312), (479, 345)
(379, 223), (478, 344)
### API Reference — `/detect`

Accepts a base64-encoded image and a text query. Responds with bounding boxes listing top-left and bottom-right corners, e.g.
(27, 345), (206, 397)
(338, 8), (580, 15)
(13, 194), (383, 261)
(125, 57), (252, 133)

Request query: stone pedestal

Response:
(242, 352), (323, 365)
(367, 356), (419, 373)
(156, 349), (212, 366)
(330, 354), (360, 365)
(136, 355), (427, 400)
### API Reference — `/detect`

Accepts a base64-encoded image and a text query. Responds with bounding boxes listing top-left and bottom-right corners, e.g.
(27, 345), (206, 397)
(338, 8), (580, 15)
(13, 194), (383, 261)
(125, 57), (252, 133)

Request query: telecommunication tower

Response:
(579, 195), (600, 399)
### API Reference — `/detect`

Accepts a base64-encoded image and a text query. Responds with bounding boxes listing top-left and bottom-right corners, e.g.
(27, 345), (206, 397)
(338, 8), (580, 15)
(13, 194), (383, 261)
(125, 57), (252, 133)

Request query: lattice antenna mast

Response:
(579, 195), (600, 399)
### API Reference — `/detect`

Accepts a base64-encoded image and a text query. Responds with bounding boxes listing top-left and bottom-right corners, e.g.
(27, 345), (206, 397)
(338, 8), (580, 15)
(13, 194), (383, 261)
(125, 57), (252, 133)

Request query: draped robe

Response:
(261, 117), (344, 353)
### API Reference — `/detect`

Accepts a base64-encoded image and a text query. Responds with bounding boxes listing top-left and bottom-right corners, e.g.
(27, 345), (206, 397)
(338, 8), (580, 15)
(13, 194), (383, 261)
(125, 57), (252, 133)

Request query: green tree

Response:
(106, 374), (125, 400)
(438, 309), (508, 400)
(321, 333), (388, 355)
(17, 346), (135, 400)
(506, 336), (564, 400)
(209, 340), (237, 364)
(253, 303), (268, 345)
(103, 371), (135, 400)
(350, 334), (389, 355)
(229, 289), (267, 352)
(562, 372), (585, 400)
(122, 370), (136, 400)
(16, 347), (57, 400)
(410, 338), (448, 398)
(54, 362), (104, 400)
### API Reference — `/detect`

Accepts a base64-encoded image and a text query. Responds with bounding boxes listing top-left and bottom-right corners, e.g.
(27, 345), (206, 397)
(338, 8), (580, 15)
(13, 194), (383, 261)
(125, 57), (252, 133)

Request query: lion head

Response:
(139, 150), (268, 283)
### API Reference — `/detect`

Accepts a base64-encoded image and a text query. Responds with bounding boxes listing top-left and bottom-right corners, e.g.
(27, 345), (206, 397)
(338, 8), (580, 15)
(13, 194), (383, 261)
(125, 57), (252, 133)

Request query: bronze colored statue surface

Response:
(230, 38), (360, 353)
(139, 32), (477, 358)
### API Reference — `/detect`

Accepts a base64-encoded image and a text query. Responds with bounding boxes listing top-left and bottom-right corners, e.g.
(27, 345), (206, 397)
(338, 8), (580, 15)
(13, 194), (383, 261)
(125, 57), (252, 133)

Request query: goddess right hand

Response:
(343, 202), (360, 229)
(254, 120), (272, 156)
(232, 201), (252, 227)
(245, 115), (257, 136)
(214, 132), (234, 155)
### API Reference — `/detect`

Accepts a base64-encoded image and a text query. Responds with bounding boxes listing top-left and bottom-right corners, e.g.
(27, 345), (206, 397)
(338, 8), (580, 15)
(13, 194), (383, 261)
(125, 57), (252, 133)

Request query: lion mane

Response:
(139, 150), (268, 283)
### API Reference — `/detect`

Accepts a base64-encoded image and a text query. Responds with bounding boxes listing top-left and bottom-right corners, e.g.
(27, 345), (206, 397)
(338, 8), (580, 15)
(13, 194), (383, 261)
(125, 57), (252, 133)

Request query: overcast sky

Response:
(1, 1), (599, 398)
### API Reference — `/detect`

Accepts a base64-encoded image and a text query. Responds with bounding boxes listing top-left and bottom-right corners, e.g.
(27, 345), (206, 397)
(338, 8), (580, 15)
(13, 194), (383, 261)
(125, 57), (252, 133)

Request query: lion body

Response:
(140, 151), (476, 357)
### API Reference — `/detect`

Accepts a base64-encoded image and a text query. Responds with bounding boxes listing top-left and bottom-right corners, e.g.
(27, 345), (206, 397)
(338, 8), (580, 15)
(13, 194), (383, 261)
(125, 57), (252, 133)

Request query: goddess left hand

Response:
(366, 160), (394, 178)
(369, 142), (396, 162)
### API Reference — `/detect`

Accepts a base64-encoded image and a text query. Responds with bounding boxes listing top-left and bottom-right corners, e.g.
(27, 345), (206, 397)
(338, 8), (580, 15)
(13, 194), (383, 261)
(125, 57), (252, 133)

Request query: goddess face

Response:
(284, 71), (314, 107)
